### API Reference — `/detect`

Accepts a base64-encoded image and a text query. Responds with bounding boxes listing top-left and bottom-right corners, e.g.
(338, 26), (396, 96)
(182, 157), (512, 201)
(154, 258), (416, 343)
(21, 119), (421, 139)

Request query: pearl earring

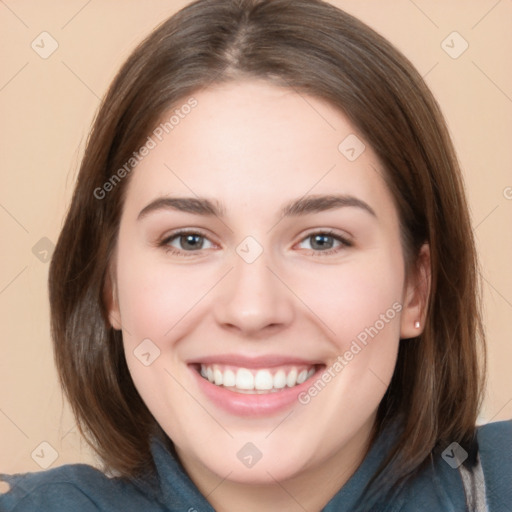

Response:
(414, 321), (421, 329)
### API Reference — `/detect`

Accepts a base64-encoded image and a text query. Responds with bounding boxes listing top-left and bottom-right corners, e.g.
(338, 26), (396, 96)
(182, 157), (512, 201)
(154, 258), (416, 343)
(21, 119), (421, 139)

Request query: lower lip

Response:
(190, 365), (324, 417)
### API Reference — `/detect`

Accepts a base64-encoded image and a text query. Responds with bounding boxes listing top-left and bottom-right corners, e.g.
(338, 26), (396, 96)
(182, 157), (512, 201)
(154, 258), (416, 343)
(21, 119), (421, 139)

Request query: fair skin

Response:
(108, 80), (430, 512)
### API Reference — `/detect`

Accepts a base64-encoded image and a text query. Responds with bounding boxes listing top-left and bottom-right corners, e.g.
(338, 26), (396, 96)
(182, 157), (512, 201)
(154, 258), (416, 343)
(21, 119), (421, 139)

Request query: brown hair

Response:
(49, 0), (486, 503)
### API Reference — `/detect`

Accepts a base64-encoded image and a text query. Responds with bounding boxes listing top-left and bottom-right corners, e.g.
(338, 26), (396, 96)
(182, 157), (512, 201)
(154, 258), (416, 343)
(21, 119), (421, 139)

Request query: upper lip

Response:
(187, 354), (325, 368)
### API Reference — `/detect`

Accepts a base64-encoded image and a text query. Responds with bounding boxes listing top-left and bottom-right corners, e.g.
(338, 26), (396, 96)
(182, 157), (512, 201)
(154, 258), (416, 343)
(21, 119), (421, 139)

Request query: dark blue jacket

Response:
(1, 420), (511, 511)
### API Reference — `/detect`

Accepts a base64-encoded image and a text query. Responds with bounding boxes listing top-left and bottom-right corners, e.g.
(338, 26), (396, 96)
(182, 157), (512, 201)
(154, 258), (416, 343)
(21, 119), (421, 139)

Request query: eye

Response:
(158, 229), (352, 257)
(160, 230), (215, 256)
(296, 230), (352, 256)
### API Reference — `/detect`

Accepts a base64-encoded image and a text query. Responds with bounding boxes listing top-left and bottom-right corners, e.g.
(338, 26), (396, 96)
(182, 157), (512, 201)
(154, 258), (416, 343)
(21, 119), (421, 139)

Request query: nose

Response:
(213, 248), (295, 337)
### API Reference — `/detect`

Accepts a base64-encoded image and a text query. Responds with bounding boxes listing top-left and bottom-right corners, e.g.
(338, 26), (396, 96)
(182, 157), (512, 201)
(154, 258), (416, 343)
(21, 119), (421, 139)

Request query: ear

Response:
(400, 243), (431, 339)
(103, 264), (122, 331)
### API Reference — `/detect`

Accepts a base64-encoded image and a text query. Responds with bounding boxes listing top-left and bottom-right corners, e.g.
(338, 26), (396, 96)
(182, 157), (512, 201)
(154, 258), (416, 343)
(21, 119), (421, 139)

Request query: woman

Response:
(1, 0), (510, 510)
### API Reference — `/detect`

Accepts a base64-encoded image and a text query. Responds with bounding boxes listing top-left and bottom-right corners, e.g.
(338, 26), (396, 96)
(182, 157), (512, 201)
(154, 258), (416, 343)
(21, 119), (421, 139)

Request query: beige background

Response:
(1, 0), (511, 474)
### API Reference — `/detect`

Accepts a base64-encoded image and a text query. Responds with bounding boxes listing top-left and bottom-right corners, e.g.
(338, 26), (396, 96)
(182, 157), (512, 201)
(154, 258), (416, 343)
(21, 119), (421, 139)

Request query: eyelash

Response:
(158, 229), (353, 257)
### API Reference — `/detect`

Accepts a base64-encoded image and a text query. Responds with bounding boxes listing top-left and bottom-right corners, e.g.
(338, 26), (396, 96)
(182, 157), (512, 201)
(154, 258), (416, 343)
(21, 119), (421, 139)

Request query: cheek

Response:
(116, 248), (210, 344)
(297, 251), (404, 346)
(114, 247), (209, 430)
(292, 248), (404, 416)
(293, 270), (403, 438)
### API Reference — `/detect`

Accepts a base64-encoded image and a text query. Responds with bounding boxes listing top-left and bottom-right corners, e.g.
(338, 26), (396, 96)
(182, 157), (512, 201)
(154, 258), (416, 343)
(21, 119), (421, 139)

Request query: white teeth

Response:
(273, 369), (287, 389)
(297, 369), (308, 384)
(236, 368), (254, 390)
(214, 368), (223, 386)
(254, 370), (273, 390)
(286, 368), (298, 387)
(223, 369), (236, 387)
(199, 364), (317, 393)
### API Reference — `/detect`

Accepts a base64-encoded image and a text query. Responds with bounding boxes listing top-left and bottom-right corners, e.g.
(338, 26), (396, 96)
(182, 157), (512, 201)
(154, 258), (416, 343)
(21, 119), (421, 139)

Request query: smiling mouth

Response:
(193, 363), (323, 394)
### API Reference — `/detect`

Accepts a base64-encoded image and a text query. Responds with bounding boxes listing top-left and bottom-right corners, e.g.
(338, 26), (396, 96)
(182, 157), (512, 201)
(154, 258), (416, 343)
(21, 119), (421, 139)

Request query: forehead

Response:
(122, 80), (395, 221)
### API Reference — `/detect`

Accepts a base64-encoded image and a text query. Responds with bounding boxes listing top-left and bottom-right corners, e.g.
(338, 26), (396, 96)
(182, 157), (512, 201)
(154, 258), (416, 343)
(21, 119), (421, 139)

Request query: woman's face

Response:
(109, 80), (424, 487)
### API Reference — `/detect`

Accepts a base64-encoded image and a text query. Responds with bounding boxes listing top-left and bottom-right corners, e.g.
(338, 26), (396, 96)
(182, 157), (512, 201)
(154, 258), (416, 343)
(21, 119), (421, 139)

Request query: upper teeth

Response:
(200, 364), (316, 393)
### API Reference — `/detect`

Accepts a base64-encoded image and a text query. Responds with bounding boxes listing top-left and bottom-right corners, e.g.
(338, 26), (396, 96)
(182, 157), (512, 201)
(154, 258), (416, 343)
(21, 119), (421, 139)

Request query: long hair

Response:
(49, 0), (486, 502)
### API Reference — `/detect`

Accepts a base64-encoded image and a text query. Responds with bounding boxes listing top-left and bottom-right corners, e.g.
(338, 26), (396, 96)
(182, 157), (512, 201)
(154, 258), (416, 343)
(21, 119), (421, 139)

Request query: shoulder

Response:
(389, 420), (512, 512)
(476, 419), (512, 510)
(477, 418), (512, 448)
(0, 464), (104, 512)
(0, 463), (162, 512)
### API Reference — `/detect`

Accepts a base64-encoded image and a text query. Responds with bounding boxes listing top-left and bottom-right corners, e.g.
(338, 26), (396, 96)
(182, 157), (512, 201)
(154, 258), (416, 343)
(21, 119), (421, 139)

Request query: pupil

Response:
(312, 234), (333, 250)
(182, 234), (202, 250)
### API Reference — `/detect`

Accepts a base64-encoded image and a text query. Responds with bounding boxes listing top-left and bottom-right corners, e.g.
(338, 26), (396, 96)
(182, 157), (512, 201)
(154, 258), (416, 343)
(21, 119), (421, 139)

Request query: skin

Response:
(108, 80), (430, 512)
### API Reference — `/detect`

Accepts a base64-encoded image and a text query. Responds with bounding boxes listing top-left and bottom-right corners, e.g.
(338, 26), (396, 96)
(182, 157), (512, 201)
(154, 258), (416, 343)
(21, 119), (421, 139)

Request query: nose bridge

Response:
(213, 239), (294, 334)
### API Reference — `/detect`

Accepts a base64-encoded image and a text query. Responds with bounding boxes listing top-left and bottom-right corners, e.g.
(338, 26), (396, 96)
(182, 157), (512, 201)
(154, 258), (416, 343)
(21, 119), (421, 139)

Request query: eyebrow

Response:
(137, 194), (377, 221)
